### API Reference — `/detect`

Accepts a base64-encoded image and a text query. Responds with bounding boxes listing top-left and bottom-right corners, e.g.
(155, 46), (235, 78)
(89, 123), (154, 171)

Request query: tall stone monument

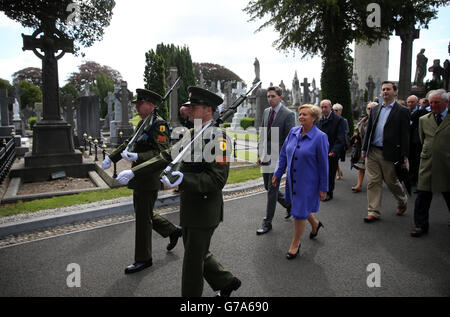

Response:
(19, 18), (84, 179)
(396, 25), (420, 100)
(353, 39), (389, 92)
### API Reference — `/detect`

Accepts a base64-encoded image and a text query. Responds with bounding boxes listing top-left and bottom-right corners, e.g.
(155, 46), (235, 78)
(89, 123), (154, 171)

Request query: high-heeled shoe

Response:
(309, 221), (324, 239)
(286, 244), (301, 260)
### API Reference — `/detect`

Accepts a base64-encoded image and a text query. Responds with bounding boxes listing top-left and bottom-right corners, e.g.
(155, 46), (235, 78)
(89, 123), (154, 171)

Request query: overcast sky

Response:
(0, 0), (449, 94)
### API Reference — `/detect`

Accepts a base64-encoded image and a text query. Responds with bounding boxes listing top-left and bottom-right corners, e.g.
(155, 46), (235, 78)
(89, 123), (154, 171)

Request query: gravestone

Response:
(61, 94), (76, 143)
(12, 99), (24, 135)
(255, 88), (267, 130)
(0, 89), (15, 136)
(167, 67), (180, 128)
(34, 102), (42, 122)
(224, 81), (233, 108)
(20, 18), (83, 175)
(230, 82), (248, 130)
(109, 81), (134, 146)
(301, 78), (311, 104)
(375, 79), (382, 101)
(291, 71), (301, 106)
(396, 25), (420, 100)
(22, 106), (36, 130)
(102, 91), (114, 131)
(76, 95), (100, 144)
(366, 75), (376, 101)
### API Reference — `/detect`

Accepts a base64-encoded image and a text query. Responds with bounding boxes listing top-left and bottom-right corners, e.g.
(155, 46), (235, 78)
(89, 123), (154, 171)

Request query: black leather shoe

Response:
(217, 277), (241, 297)
(285, 204), (291, 219)
(256, 222), (272, 235)
(324, 192), (333, 202)
(167, 226), (182, 251)
(124, 259), (153, 274)
(286, 244), (301, 260)
(309, 221), (324, 239)
(410, 227), (428, 237)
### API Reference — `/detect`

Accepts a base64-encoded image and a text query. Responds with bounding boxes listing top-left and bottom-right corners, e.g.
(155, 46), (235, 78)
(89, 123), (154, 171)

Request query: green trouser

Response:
(133, 190), (177, 262)
(181, 227), (234, 297)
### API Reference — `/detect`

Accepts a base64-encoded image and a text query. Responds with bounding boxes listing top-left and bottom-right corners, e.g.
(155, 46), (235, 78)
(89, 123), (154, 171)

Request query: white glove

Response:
(121, 149), (138, 162)
(102, 156), (112, 170)
(161, 171), (184, 187)
(116, 170), (135, 185)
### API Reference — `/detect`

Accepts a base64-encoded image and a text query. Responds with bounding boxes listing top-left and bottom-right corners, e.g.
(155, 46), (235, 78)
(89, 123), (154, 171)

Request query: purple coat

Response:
(274, 125), (329, 220)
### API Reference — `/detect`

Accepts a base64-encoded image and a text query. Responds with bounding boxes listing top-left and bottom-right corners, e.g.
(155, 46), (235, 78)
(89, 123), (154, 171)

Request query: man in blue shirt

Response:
(361, 81), (410, 222)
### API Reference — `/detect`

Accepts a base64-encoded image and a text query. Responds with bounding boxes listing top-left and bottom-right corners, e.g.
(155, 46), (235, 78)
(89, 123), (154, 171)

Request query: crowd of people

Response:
(257, 81), (449, 264)
(100, 82), (448, 297)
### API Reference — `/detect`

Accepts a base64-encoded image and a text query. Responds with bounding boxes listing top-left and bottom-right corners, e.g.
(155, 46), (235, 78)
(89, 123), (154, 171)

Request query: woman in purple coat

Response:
(272, 104), (329, 259)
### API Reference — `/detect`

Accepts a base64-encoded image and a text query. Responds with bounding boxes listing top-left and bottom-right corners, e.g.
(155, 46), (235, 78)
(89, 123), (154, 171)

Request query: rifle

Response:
(126, 76), (182, 153)
(161, 81), (262, 183)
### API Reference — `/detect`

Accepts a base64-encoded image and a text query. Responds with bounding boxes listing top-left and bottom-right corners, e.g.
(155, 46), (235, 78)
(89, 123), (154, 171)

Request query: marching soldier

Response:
(102, 88), (182, 274)
(116, 87), (241, 296)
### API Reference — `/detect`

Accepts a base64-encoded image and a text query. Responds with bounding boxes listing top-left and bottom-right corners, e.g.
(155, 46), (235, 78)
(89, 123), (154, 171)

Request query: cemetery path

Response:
(0, 160), (449, 297)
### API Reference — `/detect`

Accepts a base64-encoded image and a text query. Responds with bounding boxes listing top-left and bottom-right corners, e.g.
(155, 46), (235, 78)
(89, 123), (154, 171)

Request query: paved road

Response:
(1, 164), (449, 297)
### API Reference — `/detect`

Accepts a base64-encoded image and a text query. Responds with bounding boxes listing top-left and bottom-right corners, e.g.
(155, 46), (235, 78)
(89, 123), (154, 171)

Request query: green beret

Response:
(132, 89), (162, 105)
(182, 86), (223, 111)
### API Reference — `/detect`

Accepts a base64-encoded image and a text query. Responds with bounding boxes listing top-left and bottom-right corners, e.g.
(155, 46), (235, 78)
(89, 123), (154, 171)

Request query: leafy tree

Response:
(67, 61), (122, 91)
(12, 67), (43, 88)
(144, 50), (168, 120)
(193, 62), (244, 88)
(91, 72), (114, 118)
(18, 80), (42, 109)
(155, 43), (196, 103)
(60, 83), (79, 100)
(0, 78), (14, 97)
(245, 0), (449, 132)
(0, 0), (116, 56)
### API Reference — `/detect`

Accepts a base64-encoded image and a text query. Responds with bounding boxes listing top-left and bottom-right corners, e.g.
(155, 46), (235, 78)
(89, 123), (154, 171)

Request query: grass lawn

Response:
(227, 131), (259, 142)
(0, 167), (262, 217)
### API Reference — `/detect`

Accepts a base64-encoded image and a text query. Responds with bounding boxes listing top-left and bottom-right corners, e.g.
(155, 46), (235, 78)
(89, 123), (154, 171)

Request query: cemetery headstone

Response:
(301, 78), (311, 104)
(76, 95), (100, 144)
(366, 75), (376, 101)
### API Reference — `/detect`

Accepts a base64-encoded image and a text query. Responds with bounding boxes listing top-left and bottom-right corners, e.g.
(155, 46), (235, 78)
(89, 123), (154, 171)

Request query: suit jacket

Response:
(417, 112), (450, 192)
(258, 104), (296, 165)
(410, 107), (429, 145)
(362, 101), (410, 162)
(316, 111), (346, 157)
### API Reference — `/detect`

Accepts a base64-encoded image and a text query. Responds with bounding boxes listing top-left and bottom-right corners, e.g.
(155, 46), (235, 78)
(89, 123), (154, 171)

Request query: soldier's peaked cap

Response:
(133, 89), (162, 104)
(182, 86), (223, 110)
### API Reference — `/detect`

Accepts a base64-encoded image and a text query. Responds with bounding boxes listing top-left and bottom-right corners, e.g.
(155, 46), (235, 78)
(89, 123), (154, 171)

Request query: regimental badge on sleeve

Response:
(216, 136), (228, 164)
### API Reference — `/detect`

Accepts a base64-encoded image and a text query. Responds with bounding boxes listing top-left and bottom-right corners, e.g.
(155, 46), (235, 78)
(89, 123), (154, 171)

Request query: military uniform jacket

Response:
(132, 126), (230, 228)
(417, 112), (450, 192)
(109, 114), (170, 191)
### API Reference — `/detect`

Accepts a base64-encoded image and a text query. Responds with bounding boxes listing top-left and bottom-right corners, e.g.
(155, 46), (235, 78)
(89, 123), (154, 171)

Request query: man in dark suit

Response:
(316, 99), (346, 201)
(361, 81), (410, 222)
(407, 95), (429, 187)
(256, 86), (296, 235)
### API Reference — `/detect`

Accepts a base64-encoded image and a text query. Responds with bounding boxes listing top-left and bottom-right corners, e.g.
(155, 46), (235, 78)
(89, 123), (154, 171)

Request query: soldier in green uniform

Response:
(102, 88), (182, 274)
(116, 87), (241, 297)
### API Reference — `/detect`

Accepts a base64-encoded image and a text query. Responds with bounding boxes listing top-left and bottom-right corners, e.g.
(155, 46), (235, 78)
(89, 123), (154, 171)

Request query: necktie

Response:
(435, 114), (442, 126)
(268, 109), (275, 128)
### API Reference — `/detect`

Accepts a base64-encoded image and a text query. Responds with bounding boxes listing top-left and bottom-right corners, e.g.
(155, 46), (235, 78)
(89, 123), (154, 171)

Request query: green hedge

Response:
(240, 117), (254, 130)
(222, 122), (231, 128)
(28, 117), (37, 130)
